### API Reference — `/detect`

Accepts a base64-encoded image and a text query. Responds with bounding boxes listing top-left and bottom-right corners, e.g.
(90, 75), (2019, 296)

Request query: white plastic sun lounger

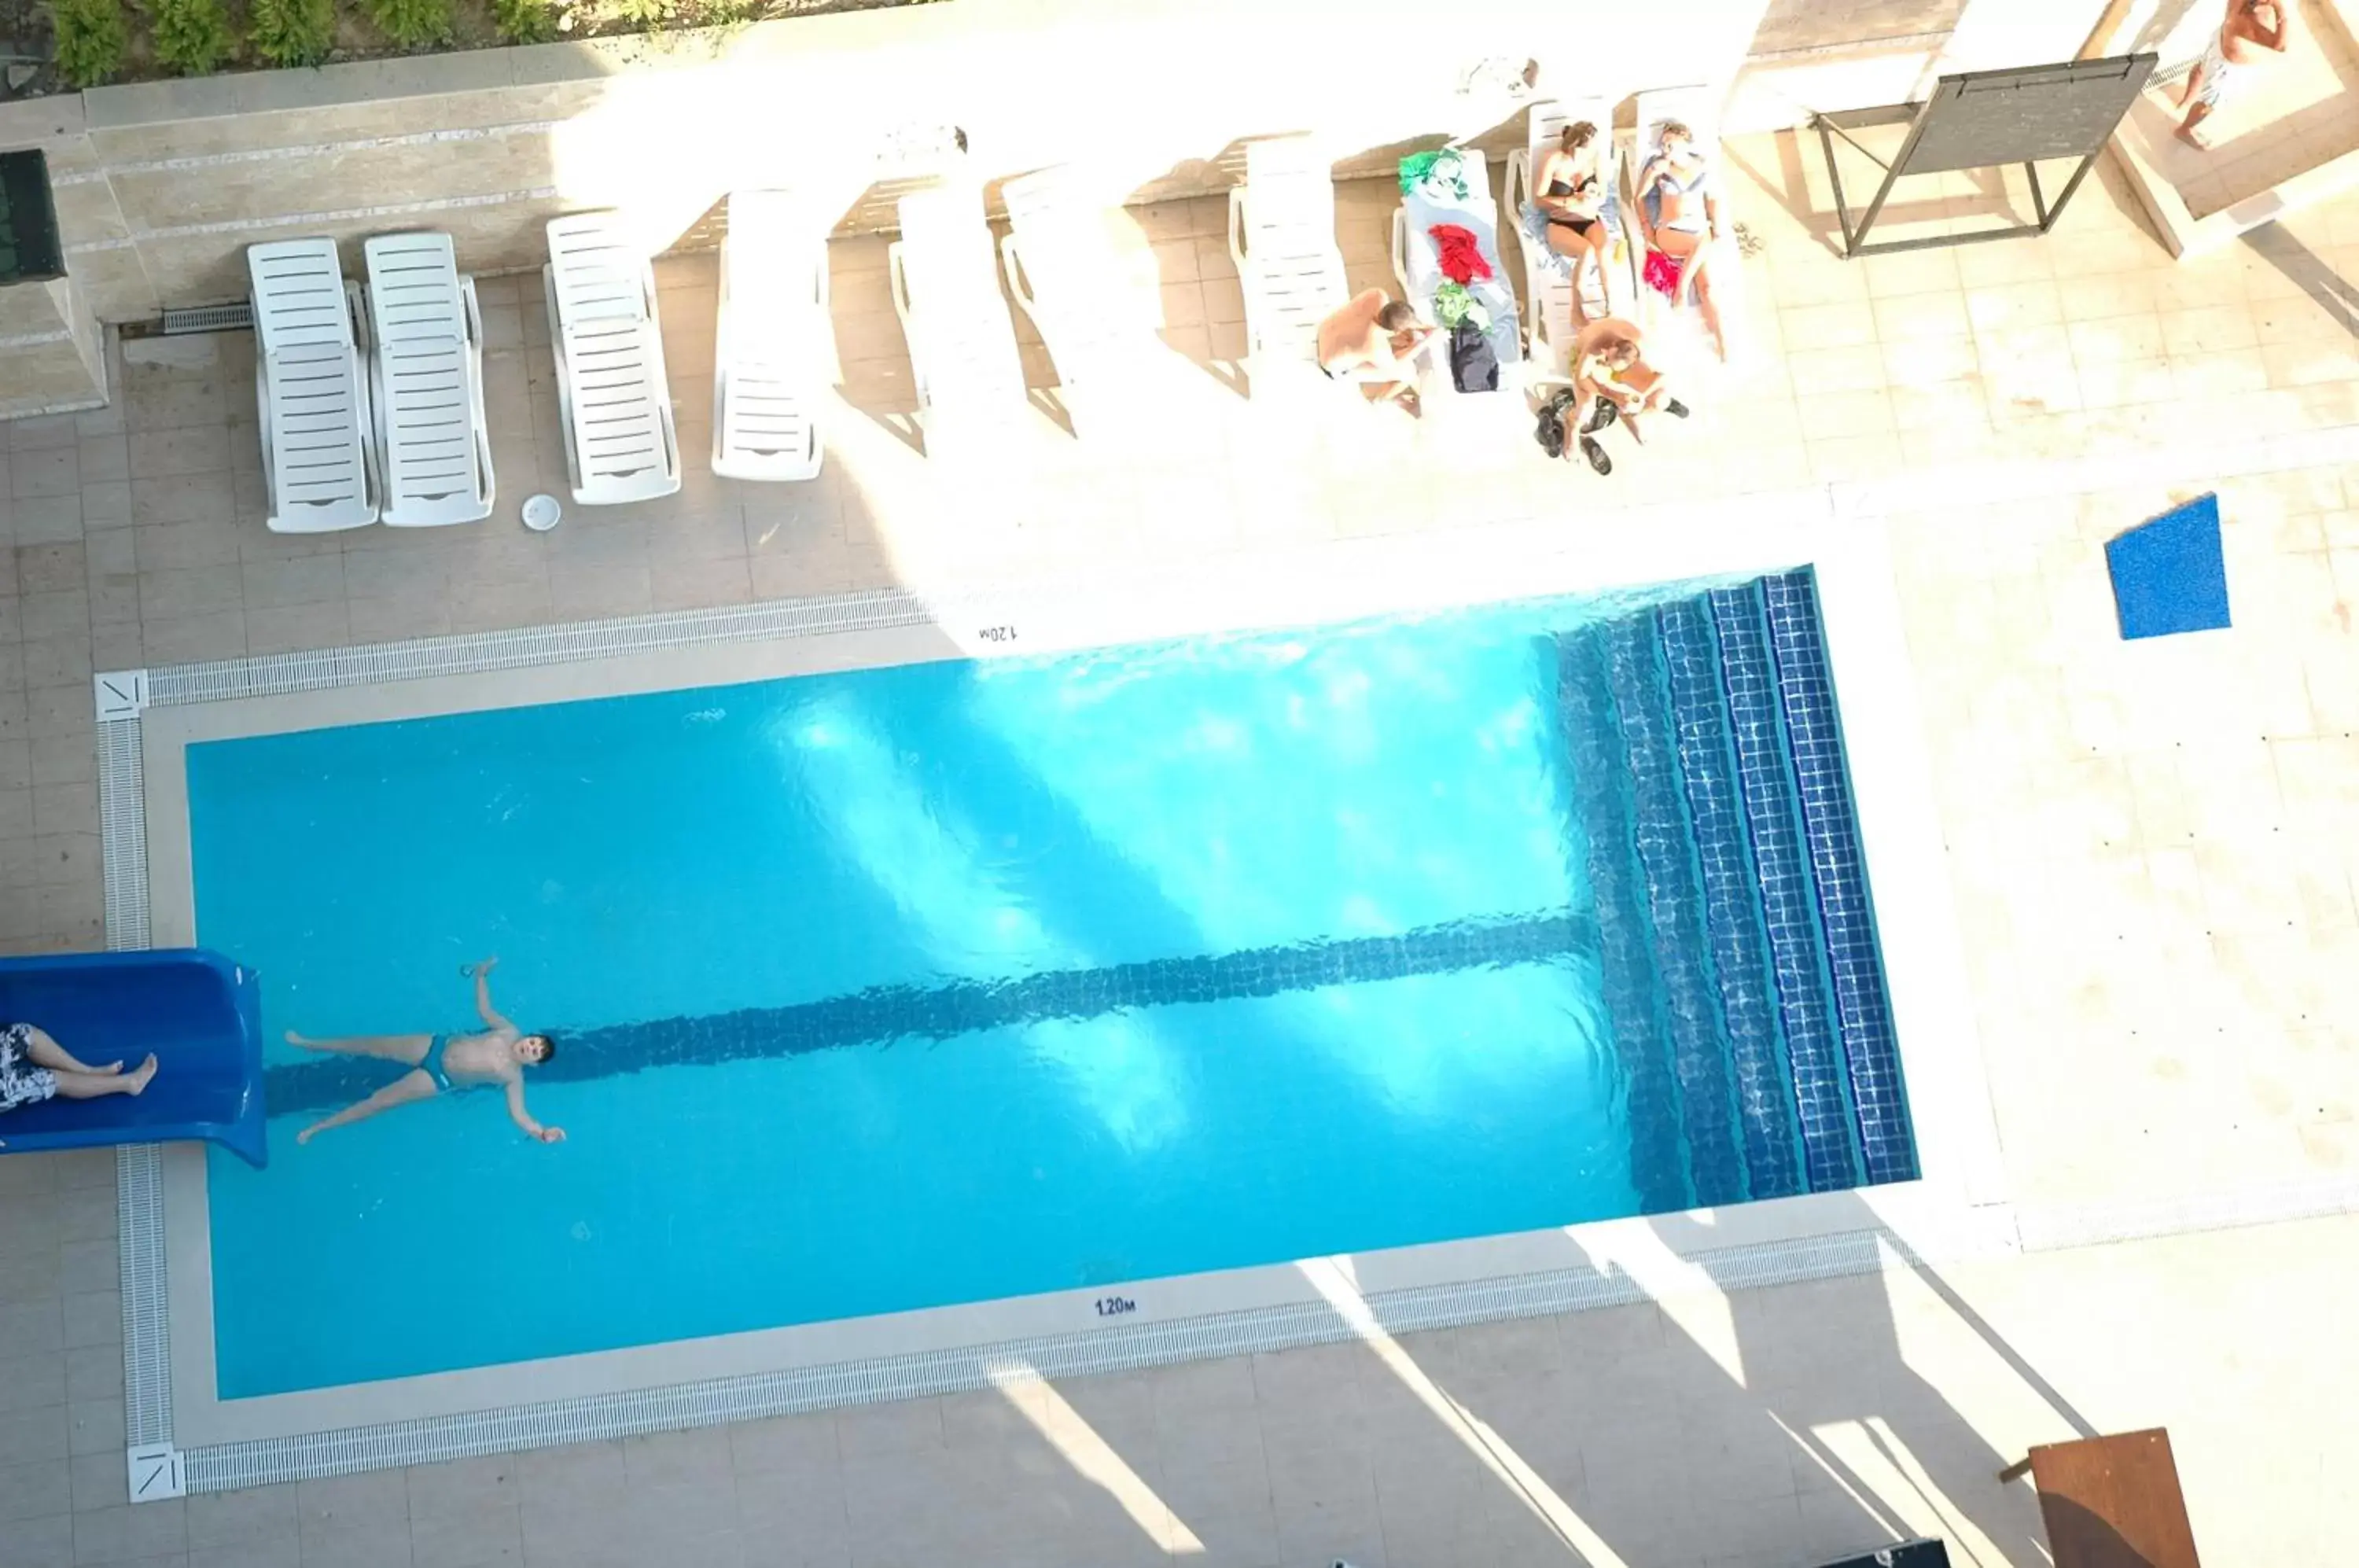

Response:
(712, 190), (827, 482)
(1389, 146), (1522, 394)
(543, 212), (681, 506)
(360, 232), (493, 528)
(888, 182), (1030, 461)
(1506, 96), (1637, 374)
(999, 166), (1168, 437)
(248, 239), (377, 533)
(1227, 134), (1350, 390)
(1628, 84), (1743, 352)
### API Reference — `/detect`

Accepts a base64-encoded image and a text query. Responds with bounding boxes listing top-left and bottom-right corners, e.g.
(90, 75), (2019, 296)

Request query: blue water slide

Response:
(0, 949), (267, 1168)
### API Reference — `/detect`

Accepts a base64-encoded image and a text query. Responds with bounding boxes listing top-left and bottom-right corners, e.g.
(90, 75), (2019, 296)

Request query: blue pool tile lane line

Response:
(1555, 630), (1693, 1213)
(261, 911), (1604, 1117)
(1762, 571), (1919, 1185)
(2107, 492), (2232, 640)
(1600, 617), (1749, 1209)
(1708, 583), (1863, 1194)
(1658, 598), (1806, 1201)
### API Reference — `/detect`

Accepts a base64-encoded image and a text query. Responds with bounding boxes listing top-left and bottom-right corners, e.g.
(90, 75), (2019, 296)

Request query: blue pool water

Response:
(188, 571), (1913, 1399)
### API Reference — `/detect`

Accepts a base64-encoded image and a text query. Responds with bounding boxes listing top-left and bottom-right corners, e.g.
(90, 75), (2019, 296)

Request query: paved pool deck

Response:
(2, 130), (2358, 1565)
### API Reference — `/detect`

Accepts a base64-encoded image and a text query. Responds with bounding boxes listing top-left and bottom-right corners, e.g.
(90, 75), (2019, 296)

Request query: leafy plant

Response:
(46, 0), (127, 86)
(365, 0), (454, 47)
(247, 0), (333, 65)
(491, 0), (557, 42)
(149, 0), (231, 74)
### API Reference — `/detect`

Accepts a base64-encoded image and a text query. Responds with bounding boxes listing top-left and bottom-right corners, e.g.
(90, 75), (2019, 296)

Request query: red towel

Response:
(1643, 248), (1685, 300)
(1429, 223), (1492, 285)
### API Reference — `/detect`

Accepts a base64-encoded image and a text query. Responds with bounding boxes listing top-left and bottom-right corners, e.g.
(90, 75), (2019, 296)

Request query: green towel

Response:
(1398, 148), (1471, 202)
(1432, 278), (1490, 333)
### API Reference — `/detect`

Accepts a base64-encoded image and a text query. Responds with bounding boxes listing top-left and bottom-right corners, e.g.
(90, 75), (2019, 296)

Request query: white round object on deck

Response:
(521, 494), (562, 532)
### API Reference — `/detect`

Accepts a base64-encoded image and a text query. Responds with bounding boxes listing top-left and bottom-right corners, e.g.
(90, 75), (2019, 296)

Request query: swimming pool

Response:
(182, 569), (1913, 1401)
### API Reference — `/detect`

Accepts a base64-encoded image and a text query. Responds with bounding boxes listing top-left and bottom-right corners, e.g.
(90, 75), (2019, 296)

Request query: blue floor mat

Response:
(2107, 494), (2231, 640)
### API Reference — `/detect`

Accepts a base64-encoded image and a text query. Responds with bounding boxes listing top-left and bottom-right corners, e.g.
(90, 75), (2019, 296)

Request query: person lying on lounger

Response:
(1635, 119), (1728, 362)
(288, 957), (563, 1147)
(1533, 120), (1617, 318)
(0, 1025), (156, 1144)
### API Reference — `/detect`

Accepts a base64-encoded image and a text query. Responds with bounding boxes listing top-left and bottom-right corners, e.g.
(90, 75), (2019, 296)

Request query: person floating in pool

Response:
(287, 957), (564, 1147)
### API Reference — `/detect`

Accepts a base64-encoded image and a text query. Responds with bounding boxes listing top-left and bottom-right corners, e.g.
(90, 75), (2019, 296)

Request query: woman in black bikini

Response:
(1533, 120), (1615, 317)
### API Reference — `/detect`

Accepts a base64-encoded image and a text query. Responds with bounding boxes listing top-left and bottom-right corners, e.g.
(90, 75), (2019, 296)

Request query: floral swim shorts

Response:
(0, 1023), (56, 1113)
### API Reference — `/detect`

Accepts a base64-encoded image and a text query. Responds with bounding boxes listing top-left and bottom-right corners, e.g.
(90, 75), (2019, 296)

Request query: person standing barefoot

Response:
(2176, 0), (2292, 148)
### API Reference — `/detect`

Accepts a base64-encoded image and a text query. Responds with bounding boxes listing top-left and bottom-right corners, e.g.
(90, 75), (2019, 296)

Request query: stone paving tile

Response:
(7, 129), (2359, 1568)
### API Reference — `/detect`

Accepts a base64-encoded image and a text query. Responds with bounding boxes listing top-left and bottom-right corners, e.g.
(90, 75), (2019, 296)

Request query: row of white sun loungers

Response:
(247, 94), (1727, 529)
(1505, 86), (1728, 374)
(1229, 90), (1723, 392)
(249, 232), (499, 532)
(249, 204), (824, 532)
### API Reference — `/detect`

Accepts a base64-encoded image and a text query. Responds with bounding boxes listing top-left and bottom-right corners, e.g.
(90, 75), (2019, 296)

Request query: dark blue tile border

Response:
(1657, 599), (1805, 1201)
(1762, 571), (1919, 1185)
(1709, 584), (1863, 1194)
(263, 910), (1603, 1117)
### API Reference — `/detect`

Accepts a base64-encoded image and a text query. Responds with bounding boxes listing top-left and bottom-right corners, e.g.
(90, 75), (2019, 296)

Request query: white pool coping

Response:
(104, 429), (2359, 1493)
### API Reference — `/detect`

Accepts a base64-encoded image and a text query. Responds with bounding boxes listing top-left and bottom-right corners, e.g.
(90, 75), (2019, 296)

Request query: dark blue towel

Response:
(2106, 494), (2231, 640)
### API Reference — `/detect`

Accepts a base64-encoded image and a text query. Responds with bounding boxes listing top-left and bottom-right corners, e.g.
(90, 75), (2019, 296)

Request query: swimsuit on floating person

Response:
(418, 1035), (454, 1092)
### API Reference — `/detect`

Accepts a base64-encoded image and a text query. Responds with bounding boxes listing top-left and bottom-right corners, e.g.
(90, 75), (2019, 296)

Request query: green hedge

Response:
(247, 0), (333, 64)
(150, 0), (232, 73)
(48, 0), (128, 86)
(491, 0), (555, 41)
(365, 0), (455, 46)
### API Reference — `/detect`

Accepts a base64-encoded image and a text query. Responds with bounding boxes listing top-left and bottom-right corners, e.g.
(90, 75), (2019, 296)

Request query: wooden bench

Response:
(1999, 1428), (2199, 1568)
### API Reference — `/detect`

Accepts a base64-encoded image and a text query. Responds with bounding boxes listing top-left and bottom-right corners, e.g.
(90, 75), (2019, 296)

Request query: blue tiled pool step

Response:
(1562, 571), (1912, 1206)
(1555, 628), (1695, 1213)
(1761, 572), (1919, 1185)
(1600, 617), (1750, 1209)
(1709, 582), (1864, 1195)
(1655, 598), (1806, 1200)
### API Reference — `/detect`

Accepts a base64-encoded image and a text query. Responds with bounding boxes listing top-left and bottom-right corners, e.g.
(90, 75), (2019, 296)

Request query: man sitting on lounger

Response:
(289, 957), (563, 1147)
(0, 1025), (156, 1142)
(1316, 289), (1434, 414)
(1561, 316), (1689, 476)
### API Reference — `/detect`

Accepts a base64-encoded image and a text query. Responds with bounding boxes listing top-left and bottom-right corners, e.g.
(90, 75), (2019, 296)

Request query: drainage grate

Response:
(160, 302), (252, 335)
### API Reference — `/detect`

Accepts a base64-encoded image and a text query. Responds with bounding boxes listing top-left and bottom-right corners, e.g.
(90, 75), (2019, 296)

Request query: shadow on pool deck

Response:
(775, 1188), (2103, 1568)
(2242, 223), (2359, 337)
